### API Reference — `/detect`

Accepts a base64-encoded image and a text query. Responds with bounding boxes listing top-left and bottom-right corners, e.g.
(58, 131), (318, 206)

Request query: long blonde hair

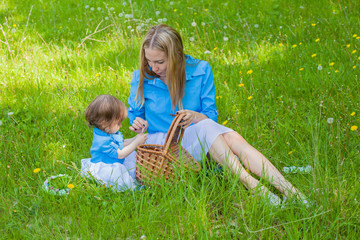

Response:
(137, 24), (186, 109)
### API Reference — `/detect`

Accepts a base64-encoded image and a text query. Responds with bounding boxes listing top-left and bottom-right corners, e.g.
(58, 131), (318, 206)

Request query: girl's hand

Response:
(134, 133), (148, 145)
(176, 110), (207, 128)
(129, 117), (148, 133)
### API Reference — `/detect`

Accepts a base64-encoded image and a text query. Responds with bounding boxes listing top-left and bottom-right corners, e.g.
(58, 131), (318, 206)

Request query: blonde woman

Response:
(127, 24), (308, 205)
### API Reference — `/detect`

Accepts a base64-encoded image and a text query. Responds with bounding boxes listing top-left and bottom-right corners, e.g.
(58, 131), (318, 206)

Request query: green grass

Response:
(1, 0), (360, 238)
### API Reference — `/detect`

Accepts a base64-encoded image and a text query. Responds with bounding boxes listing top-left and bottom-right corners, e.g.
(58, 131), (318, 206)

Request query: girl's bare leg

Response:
(209, 134), (277, 198)
(222, 131), (303, 198)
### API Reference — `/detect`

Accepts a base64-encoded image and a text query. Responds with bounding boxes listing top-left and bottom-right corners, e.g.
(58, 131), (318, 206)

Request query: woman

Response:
(127, 24), (307, 205)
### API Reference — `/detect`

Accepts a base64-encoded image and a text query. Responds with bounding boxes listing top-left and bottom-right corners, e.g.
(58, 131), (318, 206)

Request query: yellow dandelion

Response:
(352, 50), (357, 54)
(350, 125), (358, 131)
(247, 96), (253, 100)
(311, 23), (316, 26)
(67, 184), (75, 189)
(357, 37), (360, 40)
(239, 71), (242, 74)
(33, 168), (41, 173)
(180, 13), (183, 16)
(350, 112), (356, 116)
(95, 73), (100, 77)
(346, 44), (350, 48)
(358, 56), (360, 60)
(299, 68), (304, 71)
(279, 43), (283, 47)
(204, 9), (208, 11)
(216, 96), (222, 99)
(13, 24), (16, 27)
(315, 38), (320, 42)
(288, 151), (293, 155)
(194, 12), (197, 15)
(311, 54), (317, 58)
(238, 83), (245, 87)
(292, 44), (297, 48)
(213, 47), (218, 51)
(353, 34), (358, 37)
(329, 62), (335, 66)
(286, 142), (289, 145)
(299, 42), (302, 45)
(173, 9), (177, 12)
(222, 120), (228, 125)
(335, 70), (339, 73)
(247, 70), (253, 75)
(353, 66), (357, 69)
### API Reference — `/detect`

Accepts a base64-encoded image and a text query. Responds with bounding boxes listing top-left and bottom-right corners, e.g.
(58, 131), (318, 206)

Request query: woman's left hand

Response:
(176, 110), (207, 128)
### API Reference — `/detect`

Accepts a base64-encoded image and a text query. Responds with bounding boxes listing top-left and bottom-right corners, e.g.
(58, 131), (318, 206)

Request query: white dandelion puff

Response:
(223, 36), (229, 41)
(105, 17), (109, 20)
(97, 7), (101, 11)
(155, 11), (160, 15)
(189, 37), (194, 42)
(8, 112), (14, 116)
(204, 50), (211, 54)
(110, 7), (114, 11)
(11, 28), (16, 33)
(191, 21), (197, 27)
(163, 18), (167, 22)
(118, 13), (124, 17)
(0, 120), (2, 126)
(85, 5), (89, 9)
(327, 118), (334, 124)
(158, 19), (163, 23)
(318, 65), (323, 70)
(201, 22), (205, 26)
(254, 24), (259, 28)
(90, 7), (94, 11)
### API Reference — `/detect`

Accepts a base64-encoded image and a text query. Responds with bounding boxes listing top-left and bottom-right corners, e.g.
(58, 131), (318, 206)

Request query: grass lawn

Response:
(1, 0), (359, 238)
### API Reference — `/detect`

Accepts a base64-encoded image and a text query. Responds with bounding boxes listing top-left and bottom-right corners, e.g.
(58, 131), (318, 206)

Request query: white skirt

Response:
(81, 151), (137, 191)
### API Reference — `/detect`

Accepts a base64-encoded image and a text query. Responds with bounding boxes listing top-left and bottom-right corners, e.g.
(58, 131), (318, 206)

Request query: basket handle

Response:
(163, 113), (186, 154)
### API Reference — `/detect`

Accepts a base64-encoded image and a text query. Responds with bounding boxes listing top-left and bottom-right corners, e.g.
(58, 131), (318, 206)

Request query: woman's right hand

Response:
(129, 117), (149, 133)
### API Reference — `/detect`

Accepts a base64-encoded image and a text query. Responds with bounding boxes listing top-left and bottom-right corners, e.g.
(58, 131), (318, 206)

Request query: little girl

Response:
(81, 94), (147, 191)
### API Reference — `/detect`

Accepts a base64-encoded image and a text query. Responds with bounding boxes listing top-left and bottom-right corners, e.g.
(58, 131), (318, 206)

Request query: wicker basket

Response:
(136, 113), (201, 183)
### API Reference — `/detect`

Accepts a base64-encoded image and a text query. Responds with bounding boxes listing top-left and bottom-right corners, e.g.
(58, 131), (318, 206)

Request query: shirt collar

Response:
(185, 55), (206, 81)
(94, 127), (120, 136)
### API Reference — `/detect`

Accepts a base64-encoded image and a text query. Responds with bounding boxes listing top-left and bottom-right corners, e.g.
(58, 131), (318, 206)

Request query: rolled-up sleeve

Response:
(127, 70), (145, 124)
(200, 65), (218, 122)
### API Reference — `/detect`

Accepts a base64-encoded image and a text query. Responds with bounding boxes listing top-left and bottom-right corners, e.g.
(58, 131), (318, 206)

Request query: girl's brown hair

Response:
(85, 95), (127, 132)
(137, 24), (186, 109)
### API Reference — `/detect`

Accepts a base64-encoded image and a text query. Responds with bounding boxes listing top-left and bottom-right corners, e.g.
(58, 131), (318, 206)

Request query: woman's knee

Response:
(223, 131), (247, 145)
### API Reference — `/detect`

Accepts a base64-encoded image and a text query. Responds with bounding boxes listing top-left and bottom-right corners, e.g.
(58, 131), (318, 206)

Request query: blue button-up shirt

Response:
(90, 127), (125, 164)
(128, 55), (218, 133)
